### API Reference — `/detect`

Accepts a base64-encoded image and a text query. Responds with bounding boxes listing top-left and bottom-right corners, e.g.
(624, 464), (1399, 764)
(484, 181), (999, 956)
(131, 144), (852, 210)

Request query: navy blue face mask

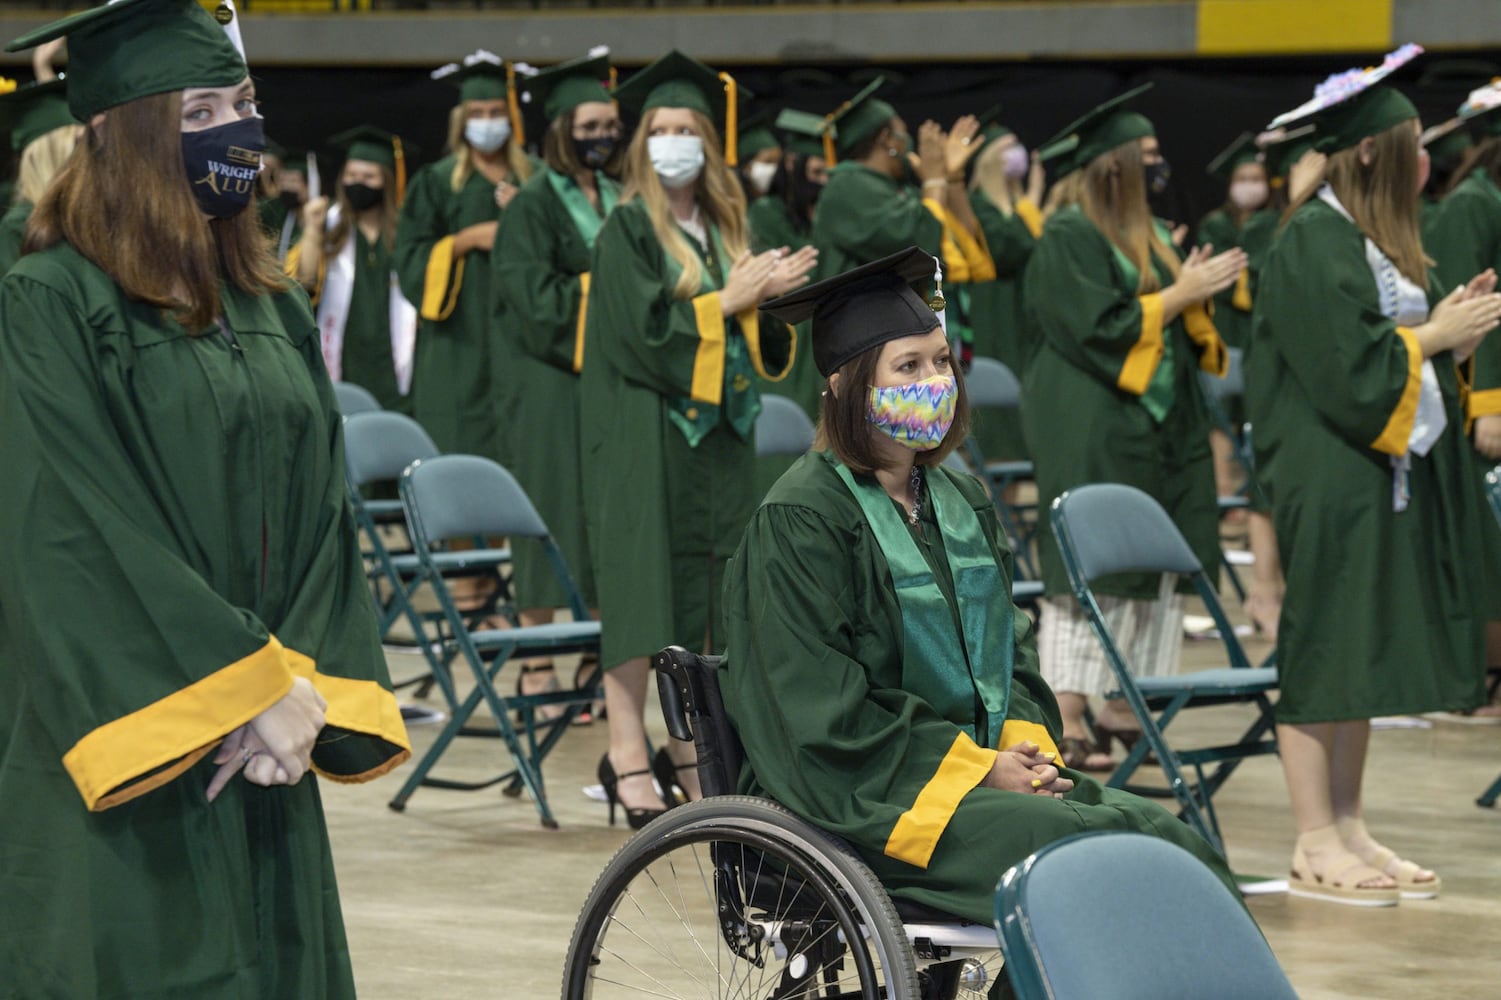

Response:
(574, 136), (618, 169)
(182, 116), (266, 219)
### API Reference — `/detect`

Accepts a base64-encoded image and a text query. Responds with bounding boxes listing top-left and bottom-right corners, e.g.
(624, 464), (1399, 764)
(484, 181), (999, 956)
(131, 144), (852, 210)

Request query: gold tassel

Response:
(719, 71), (738, 166)
(506, 63), (525, 148)
(393, 135), (407, 206)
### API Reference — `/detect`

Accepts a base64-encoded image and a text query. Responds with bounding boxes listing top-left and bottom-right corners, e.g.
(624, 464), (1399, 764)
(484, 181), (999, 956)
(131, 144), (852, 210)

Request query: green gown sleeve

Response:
(816, 166), (944, 261)
(394, 163), (464, 323)
(0, 201), (29, 276)
(747, 195), (808, 255)
(1427, 180), (1501, 422)
(492, 180), (585, 373)
(971, 194), (1037, 277)
(1253, 202), (1425, 455)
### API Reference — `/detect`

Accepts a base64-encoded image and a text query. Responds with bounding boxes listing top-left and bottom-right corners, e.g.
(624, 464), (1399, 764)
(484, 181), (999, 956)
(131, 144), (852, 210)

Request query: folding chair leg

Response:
(1479, 773), (1501, 808)
(1220, 550), (1247, 604)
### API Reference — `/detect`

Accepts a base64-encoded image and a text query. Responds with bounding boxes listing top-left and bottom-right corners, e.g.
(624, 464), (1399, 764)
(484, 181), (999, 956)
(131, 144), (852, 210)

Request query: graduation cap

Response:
(432, 50), (528, 146)
(975, 103), (1014, 150)
(738, 109), (781, 160)
(612, 50), (750, 165)
(1259, 125), (1319, 182)
(821, 76), (898, 164)
(775, 108), (826, 158)
(762, 246), (942, 378)
(1036, 83), (1155, 180)
(5, 0), (245, 121)
(1420, 117), (1473, 161)
(1267, 44), (1423, 154)
(1456, 79), (1501, 138)
(328, 125), (413, 202)
(1206, 132), (1262, 183)
(0, 78), (77, 154)
(524, 49), (615, 124)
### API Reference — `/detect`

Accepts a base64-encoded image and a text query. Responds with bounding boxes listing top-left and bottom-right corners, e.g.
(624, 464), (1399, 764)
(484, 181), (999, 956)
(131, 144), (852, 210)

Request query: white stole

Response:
(317, 204), (418, 394)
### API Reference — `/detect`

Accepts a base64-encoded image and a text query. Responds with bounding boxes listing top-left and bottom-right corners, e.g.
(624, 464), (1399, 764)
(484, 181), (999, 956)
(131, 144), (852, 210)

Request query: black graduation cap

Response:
(761, 246), (940, 377)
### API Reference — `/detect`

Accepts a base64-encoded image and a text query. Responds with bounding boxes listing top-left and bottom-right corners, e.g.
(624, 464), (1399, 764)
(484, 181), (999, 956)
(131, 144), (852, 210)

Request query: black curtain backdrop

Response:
(236, 52), (1500, 237)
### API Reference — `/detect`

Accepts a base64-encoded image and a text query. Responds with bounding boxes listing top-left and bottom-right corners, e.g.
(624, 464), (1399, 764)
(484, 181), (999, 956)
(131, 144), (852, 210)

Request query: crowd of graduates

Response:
(2, 0), (1501, 991)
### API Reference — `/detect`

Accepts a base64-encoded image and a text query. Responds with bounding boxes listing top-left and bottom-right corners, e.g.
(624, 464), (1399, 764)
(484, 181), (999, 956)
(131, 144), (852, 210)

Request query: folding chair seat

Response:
(333, 380), (382, 417)
(995, 831), (1297, 1000)
(754, 393), (816, 457)
(388, 454), (602, 828)
(960, 356), (1038, 578)
(1051, 483), (1279, 856)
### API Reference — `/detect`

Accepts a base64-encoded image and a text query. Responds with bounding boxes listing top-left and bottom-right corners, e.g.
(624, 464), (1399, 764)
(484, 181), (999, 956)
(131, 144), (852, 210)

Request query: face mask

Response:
(277, 189), (303, 209)
(1001, 143), (1029, 180)
(574, 136), (617, 169)
(747, 159), (778, 196)
(465, 116), (512, 153)
(1144, 159), (1172, 197)
(182, 116), (265, 220)
(344, 182), (383, 212)
(867, 373), (958, 451)
(648, 134), (705, 189)
(1228, 179), (1268, 211)
(791, 170), (825, 210)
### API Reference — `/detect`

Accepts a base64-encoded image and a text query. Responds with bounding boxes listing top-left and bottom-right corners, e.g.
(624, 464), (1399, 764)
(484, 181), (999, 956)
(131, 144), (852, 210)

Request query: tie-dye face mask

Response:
(867, 374), (958, 450)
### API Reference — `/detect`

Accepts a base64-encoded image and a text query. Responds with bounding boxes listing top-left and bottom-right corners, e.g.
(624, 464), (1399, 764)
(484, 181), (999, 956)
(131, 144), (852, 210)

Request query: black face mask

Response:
(790, 171), (825, 211)
(1144, 159), (1172, 197)
(344, 183), (384, 212)
(573, 136), (617, 170)
(182, 116), (265, 219)
(277, 189), (303, 210)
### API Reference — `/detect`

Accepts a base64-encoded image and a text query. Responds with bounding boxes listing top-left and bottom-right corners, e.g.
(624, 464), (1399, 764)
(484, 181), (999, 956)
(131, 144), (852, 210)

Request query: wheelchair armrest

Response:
(653, 646), (744, 799)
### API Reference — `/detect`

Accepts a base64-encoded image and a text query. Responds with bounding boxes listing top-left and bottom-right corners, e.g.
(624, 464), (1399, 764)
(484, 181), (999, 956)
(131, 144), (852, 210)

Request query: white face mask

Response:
(465, 117), (512, 153)
(746, 159), (778, 196)
(1229, 179), (1269, 211)
(648, 134), (706, 189)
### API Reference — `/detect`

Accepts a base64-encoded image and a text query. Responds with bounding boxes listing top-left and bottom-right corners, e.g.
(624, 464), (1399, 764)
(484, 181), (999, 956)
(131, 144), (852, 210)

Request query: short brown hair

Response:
(542, 109), (624, 177)
(812, 342), (970, 475)
(25, 90), (285, 330)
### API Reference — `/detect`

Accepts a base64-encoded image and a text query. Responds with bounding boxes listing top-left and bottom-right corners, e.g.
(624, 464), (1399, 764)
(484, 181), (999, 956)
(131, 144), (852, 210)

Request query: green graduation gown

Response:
(747, 193), (809, 256)
(1425, 170), (1501, 431)
(579, 198), (792, 667)
(721, 452), (1235, 924)
(258, 196), (301, 260)
(1247, 197), (1498, 722)
(1022, 205), (1224, 599)
(394, 154), (510, 458)
(0, 244), (410, 997)
(0, 197), (31, 275)
(491, 168), (620, 607)
(1195, 207), (1255, 350)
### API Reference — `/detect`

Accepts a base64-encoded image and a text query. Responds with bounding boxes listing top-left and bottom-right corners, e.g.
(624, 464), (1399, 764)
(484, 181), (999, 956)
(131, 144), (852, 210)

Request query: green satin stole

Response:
(1109, 218), (1178, 423)
(834, 461), (1013, 747)
(545, 169), (619, 248)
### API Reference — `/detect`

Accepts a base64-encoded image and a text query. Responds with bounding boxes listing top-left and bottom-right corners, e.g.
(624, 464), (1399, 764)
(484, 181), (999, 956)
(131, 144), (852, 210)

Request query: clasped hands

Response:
(981, 739), (1074, 799)
(206, 676), (327, 802)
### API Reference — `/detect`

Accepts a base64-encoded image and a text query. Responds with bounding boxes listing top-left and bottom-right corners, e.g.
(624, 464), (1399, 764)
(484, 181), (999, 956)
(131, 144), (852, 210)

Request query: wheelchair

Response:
(563, 647), (1003, 999)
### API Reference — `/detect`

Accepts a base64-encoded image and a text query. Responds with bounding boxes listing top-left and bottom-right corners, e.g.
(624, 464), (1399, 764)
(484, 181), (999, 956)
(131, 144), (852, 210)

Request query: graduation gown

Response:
(0, 243), (410, 997)
(394, 154), (511, 458)
(746, 193), (809, 256)
(580, 198), (793, 667)
(0, 197), (31, 275)
(490, 168), (619, 607)
(721, 452), (1234, 924)
(1195, 207), (1254, 350)
(1022, 205), (1223, 600)
(1425, 170), (1501, 431)
(1247, 197), (1498, 722)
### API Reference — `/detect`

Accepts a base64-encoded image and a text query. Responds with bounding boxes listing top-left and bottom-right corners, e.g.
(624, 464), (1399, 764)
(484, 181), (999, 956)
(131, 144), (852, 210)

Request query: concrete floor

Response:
(324, 624), (1501, 999)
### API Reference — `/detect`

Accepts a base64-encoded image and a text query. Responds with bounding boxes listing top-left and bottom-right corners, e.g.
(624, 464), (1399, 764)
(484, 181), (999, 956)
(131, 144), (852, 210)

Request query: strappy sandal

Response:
(1335, 817), (1441, 899)
(1092, 721), (1158, 766)
(1058, 735), (1113, 772)
(1289, 825), (1399, 907)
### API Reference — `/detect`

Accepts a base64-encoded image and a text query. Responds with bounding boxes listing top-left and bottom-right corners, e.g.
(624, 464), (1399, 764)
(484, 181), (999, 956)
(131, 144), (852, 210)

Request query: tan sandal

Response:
(1289, 825), (1399, 907)
(1335, 817), (1441, 900)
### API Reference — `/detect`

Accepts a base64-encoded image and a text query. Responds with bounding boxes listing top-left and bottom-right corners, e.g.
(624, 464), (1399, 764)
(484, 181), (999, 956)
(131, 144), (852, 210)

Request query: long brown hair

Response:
(445, 103), (533, 193)
(620, 107), (748, 299)
(323, 163), (399, 257)
(25, 91), (284, 330)
(1287, 122), (1429, 289)
(1078, 139), (1179, 293)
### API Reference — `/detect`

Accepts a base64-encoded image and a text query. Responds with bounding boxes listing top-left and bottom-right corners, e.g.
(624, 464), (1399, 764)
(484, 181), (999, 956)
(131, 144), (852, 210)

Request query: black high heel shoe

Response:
(650, 748), (700, 808)
(597, 754), (668, 830)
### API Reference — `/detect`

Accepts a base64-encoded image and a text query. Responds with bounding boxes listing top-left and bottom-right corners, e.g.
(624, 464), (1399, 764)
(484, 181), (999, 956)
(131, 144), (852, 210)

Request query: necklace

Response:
(908, 465), (923, 526)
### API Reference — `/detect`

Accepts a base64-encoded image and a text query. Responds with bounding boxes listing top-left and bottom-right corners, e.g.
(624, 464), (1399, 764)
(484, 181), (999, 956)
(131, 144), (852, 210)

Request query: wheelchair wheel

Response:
(564, 797), (921, 999)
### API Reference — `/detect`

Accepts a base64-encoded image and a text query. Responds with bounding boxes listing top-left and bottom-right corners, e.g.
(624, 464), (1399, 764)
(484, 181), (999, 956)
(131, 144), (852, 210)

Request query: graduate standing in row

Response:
(258, 138), (308, 260)
(491, 51), (622, 712)
(288, 126), (417, 412)
(0, 78), (77, 274)
(1249, 50), (1501, 903)
(580, 51), (816, 826)
(395, 50), (538, 459)
(0, 0), (409, 993)
(1023, 86), (1244, 771)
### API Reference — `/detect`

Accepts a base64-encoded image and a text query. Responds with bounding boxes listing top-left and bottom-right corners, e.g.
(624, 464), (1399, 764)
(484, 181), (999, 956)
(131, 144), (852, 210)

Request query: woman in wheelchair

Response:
(722, 247), (1239, 924)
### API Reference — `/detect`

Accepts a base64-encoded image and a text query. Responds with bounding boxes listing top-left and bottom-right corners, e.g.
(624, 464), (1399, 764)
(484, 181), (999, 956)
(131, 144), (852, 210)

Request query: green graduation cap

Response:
(4, 0), (245, 121)
(0, 78), (77, 154)
(1206, 132), (1262, 183)
(824, 76), (897, 160)
(776, 108), (826, 158)
(1267, 44), (1423, 154)
(738, 110), (781, 160)
(1260, 125), (1317, 181)
(612, 50), (749, 164)
(975, 103), (1013, 150)
(1036, 83), (1155, 180)
(524, 49), (614, 123)
(1457, 79), (1501, 138)
(432, 50), (511, 103)
(1421, 119), (1475, 164)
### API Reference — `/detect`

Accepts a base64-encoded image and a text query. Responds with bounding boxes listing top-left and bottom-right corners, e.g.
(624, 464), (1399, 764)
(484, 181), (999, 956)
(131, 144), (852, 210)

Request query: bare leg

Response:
(1329, 720), (1437, 888)
(1056, 691), (1112, 770)
(1243, 512), (1284, 639)
(604, 657), (666, 811)
(1279, 721), (1393, 888)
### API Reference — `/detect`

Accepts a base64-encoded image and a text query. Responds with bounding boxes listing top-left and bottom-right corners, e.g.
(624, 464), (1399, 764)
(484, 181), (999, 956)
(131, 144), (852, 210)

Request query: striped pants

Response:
(1038, 586), (1185, 698)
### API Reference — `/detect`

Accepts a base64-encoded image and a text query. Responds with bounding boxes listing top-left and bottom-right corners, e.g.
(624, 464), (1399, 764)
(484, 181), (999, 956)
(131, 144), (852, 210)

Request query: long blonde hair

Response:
(1079, 139), (1179, 293)
(15, 123), (82, 206)
(1286, 122), (1429, 289)
(1042, 171), (1084, 220)
(620, 107), (748, 300)
(445, 103), (533, 193)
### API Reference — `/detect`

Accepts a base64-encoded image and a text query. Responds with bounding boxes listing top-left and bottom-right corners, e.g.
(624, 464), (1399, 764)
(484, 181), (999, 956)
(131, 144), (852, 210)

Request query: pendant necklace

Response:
(908, 465), (923, 526)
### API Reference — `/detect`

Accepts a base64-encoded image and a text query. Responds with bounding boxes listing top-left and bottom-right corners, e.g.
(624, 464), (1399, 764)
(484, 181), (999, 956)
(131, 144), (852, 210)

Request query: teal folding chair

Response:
(995, 832), (1297, 1000)
(1479, 468), (1501, 809)
(1051, 483), (1280, 855)
(941, 450), (1043, 610)
(960, 356), (1038, 578)
(333, 380), (382, 417)
(388, 455), (603, 828)
(754, 393), (816, 457)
